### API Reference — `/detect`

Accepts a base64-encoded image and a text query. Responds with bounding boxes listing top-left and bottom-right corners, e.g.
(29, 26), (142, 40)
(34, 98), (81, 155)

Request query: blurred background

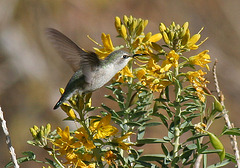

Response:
(0, 0), (240, 167)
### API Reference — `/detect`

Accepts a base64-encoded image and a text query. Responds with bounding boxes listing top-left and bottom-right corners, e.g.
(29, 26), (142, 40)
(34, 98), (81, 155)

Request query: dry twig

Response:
(213, 60), (240, 167)
(0, 106), (19, 168)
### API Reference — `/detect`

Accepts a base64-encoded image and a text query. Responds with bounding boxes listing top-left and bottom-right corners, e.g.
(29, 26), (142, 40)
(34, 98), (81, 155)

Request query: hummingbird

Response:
(46, 28), (142, 109)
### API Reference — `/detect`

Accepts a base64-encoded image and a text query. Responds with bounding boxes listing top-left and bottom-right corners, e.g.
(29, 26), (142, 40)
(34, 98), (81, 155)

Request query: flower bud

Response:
(30, 128), (37, 138)
(130, 19), (137, 34)
(159, 23), (166, 32)
(181, 29), (190, 45)
(142, 32), (152, 43)
(180, 22), (189, 38)
(123, 15), (128, 26)
(149, 33), (162, 42)
(120, 25), (128, 39)
(33, 125), (38, 131)
(136, 21), (144, 36)
(144, 20), (148, 28)
(162, 31), (170, 45)
(115, 16), (121, 28)
(45, 123), (51, 135)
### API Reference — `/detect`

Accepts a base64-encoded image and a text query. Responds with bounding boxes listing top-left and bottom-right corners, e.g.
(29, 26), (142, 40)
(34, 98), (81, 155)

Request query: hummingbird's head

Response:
(105, 50), (132, 66)
(104, 50), (146, 72)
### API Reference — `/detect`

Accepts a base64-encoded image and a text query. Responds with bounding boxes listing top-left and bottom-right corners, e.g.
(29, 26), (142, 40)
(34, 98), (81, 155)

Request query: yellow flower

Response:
(184, 27), (207, 50)
(115, 66), (134, 83)
(135, 58), (172, 92)
(75, 127), (95, 150)
(189, 50), (211, 70)
(160, 50), (179, 73)
(92, 33), (115, 59)
(186, 34), (201, 50)
(187, 69), (209, 102)
(194, 122), (207, 133)
(74, 159), (95, 168)
(90, 114), (118, 139)
(53, 126), (82, 164)
(104, 150), (117, 165)
(54, 126), (78, 152)
(112, 132), (134, 150)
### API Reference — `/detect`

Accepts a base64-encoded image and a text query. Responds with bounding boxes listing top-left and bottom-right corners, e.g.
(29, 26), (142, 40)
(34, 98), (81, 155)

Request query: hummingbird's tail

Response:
(53, 100), (63, 110)
(53, 91), (74, 110)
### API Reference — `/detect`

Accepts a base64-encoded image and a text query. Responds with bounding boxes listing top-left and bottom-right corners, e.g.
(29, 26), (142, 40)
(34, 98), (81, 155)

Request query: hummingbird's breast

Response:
(86, 64), (117, 91)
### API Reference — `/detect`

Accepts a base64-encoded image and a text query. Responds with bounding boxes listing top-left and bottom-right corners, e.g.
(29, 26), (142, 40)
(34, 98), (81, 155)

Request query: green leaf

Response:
(104, 95), (117, 102)
(126, 122), (142, 126)
(185, 113), (201, 121)
(101, 103), (115, 113)
(222, 128), (240, 136)
(200, 149), (223, 154)
(137, 127), (145, 140)
(152, 112), (168, 128)
(197, 145), (209, 154)
(181, 150), (193, 163)
(111, 116), (123, 124)
(129, 148), (139, 160)
(225, 153), (236, 163)
(187, 133), (207, 142)
(136, 138), (168, 145)
(135, 160), (158, 167)
(138, 154), (166, 161)
(45, 158), (63, 168)
(5, 151), (36, 168)
(207, 159), (230, 168)
(187, 144), (198, 150)
(143, 122), (162, 127)
(161, 143), (169, 156)
(130, 111), (148, 119)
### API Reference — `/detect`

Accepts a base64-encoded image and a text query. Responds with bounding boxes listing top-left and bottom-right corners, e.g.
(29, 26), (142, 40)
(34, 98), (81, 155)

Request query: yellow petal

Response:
(187, 34), (201, 48)
(136, 68), (146, 80)
(149, 33), (162, 42)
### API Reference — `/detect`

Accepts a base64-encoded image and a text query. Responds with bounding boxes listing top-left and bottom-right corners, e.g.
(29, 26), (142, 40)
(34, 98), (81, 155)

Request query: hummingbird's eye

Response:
(122, 55), (128, 59)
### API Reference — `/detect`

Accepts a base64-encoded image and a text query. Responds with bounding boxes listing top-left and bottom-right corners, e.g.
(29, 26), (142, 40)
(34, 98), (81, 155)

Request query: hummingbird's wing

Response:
(46, 28), (101, 83)
(81, 51), (100, 83)
(46, 28), (87, 72)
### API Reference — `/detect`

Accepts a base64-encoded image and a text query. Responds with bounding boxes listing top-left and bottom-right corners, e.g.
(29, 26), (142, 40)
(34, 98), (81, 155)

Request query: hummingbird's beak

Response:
(132, 53), (147, 58)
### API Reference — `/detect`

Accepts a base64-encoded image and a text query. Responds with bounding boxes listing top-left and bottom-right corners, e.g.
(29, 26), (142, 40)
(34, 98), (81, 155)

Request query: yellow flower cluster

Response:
(53, 126), (95, 167)
(189, 50), (211, 70)
(187, 69), (209, 102)
(52, 114), (133, 167)
(136, 58), (172, 92)
(160, 50), (179, 73)
(115, 15), (162, 56)
(29, 124), (51, 147)
(88, 17), (212, 97)
(159, 22), (207, 51)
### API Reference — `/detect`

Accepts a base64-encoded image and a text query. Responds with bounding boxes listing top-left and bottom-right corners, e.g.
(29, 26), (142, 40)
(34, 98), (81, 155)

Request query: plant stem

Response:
(172, 66), (181, 163)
